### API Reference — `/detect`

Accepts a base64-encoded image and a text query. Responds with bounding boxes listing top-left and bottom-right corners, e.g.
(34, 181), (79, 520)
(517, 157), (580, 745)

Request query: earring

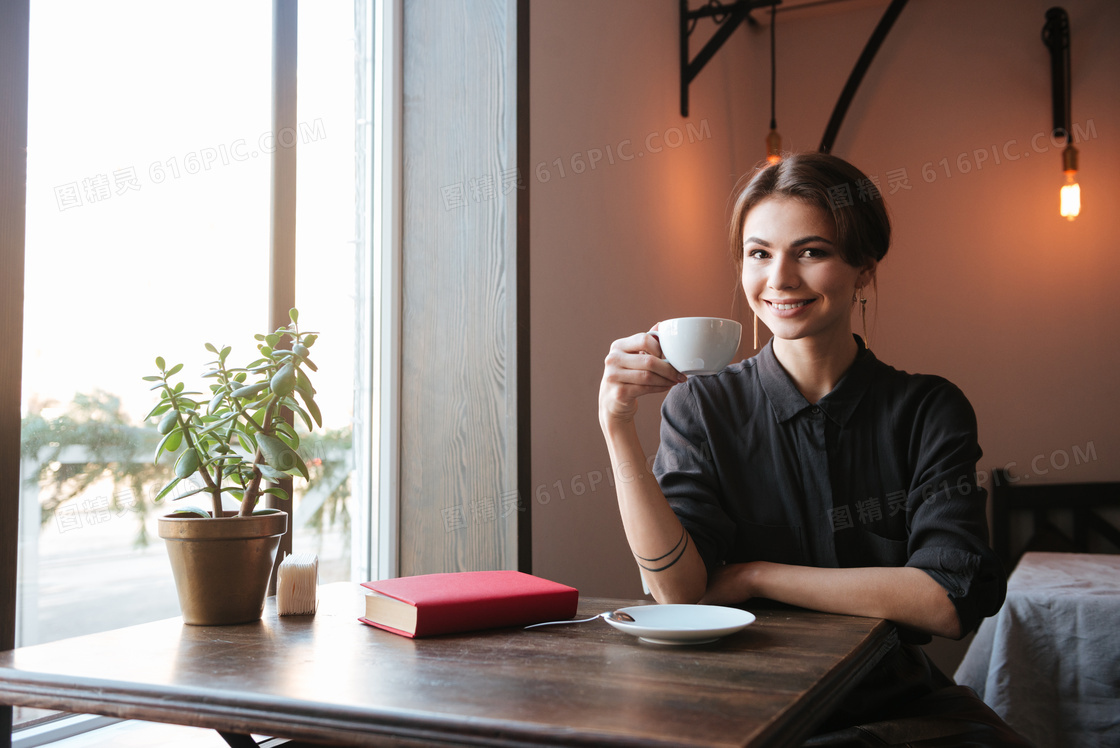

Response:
(753, 311), (759, 350)
(858, 287), (869, 348)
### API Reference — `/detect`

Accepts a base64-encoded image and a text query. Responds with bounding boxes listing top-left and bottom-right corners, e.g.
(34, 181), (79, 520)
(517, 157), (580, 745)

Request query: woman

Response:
(599, 153), (1020, 742)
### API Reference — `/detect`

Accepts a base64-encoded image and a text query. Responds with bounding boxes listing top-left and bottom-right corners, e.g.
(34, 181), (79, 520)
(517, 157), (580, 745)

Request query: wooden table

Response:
(1, 583), (894, 747)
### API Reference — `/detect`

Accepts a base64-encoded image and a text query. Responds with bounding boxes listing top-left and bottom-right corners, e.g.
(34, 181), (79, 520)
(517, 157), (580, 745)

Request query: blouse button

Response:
(810, 406), (821, 415)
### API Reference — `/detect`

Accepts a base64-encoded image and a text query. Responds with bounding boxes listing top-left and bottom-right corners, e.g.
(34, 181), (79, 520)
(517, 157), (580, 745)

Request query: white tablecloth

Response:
(955, 552), (1120, 748)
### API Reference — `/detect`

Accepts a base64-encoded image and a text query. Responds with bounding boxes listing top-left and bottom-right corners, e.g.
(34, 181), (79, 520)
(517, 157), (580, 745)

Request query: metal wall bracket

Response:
(818, 0), (908, 153)
(680, 0), (781, 117)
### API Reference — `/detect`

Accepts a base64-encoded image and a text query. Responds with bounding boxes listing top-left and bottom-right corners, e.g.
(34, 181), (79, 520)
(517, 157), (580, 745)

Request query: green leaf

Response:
(286, 401), (313, 431)
(220, 346), (231, 362)
(256, 433), (309, 480)
(207, 391), (225, 415)
(231, 382), (269, 399)
(289, 308), (299, 323)
(142, 375), (163, 382)
(157, 409), (179, 435)
(237, 431), (258, 453)
(197, 412), (237, 436)
(276, 420), (299, 443)
(302, 357), (318, 372)
(154, 428), (183, 462)
(247, 392), (275, 412)
(262, 487), (290, 502)
(303, 334), (317, 348)
(166, 505), (210, 518)
(154, 477), (182, 502)
(205, 342), (218, 353)
(297, 389), (323, 428)
(270, 363), (296, 396)
(169, 486), (209, 500)
(255, 463), (288, 482)
(174, 449), (200, 478)
(295, 367), (315, 395)
(144, 401), (172, 420)
(205, 453), (239, 471)
(155, 356), (166, 370)
(166, 363), (184, 377)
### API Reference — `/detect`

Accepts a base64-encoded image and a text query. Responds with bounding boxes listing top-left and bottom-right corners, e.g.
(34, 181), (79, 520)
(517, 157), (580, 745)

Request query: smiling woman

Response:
(599, 152), (1028, 744)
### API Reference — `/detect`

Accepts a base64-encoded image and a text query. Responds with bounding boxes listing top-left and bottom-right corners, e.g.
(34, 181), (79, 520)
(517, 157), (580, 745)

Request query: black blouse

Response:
(653, 337), (1006, 638)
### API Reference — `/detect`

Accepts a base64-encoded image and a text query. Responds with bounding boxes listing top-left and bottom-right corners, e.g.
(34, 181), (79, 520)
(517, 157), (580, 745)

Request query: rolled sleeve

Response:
(904, 381), (1007, 635)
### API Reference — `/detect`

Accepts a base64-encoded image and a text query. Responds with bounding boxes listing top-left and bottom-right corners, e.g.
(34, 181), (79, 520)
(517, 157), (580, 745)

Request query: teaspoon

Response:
(524, 610), (636, 629)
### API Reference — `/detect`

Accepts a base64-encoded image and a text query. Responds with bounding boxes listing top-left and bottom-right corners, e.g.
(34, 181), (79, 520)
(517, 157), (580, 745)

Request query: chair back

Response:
(991, 468), (1120, 571)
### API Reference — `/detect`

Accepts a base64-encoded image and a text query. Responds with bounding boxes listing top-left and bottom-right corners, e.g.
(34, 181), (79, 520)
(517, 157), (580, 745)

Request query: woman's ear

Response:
(856, 259), (878, 290)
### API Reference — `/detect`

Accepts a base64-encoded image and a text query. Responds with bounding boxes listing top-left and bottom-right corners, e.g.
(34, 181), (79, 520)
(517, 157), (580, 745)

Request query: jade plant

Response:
(144, 308), (322, 518)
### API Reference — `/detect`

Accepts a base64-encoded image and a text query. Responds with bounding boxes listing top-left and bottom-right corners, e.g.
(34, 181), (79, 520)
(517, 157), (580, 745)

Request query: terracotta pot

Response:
(158, 510), (288, 625)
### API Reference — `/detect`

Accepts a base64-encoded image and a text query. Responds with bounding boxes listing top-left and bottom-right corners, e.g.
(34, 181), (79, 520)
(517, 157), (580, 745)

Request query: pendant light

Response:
(1044, 7), (1080, 220)
(766, 2), (781, 164)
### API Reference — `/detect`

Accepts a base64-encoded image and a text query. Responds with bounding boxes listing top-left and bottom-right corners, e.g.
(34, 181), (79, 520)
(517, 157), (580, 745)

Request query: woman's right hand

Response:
(599, 326), (687, 428)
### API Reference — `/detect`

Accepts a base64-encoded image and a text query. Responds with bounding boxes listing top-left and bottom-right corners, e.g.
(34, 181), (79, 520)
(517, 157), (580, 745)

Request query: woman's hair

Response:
(729, 152), (891, 273)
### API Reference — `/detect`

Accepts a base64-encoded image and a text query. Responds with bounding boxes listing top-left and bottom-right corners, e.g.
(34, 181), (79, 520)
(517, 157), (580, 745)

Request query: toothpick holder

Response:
(277, 552), (319, 616)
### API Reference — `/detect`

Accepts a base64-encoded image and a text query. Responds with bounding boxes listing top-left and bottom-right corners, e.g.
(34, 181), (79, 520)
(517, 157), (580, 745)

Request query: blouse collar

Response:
(755, 335), (879, 427)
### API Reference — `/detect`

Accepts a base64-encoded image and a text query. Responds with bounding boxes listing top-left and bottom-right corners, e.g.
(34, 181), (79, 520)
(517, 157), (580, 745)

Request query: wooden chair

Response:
(990, 468), (1120, 572)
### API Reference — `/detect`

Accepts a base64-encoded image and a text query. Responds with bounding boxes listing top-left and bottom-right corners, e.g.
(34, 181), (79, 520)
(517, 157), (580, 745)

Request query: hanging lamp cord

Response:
(769, 2), (777, 131)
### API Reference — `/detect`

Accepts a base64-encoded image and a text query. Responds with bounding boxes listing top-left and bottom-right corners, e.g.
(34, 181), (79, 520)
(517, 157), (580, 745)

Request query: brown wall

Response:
(530, 0), (1120, 599)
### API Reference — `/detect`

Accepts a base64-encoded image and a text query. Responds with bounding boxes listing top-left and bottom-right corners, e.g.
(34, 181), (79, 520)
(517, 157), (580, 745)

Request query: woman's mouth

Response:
(766, 299), (813, 311)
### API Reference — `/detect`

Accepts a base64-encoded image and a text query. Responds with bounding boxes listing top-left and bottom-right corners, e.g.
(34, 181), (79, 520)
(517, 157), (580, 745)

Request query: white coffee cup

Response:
(657, 317), (742, 376)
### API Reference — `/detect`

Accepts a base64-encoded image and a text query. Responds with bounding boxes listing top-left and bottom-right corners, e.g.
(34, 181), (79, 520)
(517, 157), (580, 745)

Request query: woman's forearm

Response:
(704, 562), (963, 639)
(602, 417), (707, 603)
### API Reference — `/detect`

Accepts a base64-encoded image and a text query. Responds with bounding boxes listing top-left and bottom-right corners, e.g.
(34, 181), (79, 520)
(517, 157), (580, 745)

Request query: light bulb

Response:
(1060, 174), (1080, 220)
(766, 128), (781, 165)
(1060, 144), (1080, 221)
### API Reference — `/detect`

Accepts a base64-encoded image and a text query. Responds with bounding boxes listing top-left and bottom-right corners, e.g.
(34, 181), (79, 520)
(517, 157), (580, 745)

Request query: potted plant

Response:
(144, 308), (322, 625)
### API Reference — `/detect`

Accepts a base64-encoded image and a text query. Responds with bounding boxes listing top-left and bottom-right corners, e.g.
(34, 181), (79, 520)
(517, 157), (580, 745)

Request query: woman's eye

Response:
(801, 248), (830, 259)
(746, 248), (769, 259)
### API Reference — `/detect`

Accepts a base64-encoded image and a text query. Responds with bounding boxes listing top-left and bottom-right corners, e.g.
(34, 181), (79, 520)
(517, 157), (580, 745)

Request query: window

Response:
(13, 0), (379, 733)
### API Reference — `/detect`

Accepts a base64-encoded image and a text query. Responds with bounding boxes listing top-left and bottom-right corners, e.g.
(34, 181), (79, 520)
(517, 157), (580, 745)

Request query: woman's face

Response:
(741, 197), (874, 347)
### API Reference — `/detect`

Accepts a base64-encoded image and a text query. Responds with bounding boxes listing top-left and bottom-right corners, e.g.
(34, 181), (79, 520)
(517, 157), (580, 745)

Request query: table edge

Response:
(1, 591), (897, 748)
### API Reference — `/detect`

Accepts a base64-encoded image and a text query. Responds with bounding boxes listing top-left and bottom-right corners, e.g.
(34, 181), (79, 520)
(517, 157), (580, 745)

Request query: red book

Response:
(359, 570), (579, 638)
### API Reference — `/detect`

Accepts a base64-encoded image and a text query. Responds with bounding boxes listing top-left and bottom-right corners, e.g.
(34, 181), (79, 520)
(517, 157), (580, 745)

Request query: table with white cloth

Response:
(955, 552), (1120, 748)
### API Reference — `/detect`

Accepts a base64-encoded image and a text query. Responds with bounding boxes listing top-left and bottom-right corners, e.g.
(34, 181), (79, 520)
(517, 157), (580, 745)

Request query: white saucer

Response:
(604, 604), (755, 645)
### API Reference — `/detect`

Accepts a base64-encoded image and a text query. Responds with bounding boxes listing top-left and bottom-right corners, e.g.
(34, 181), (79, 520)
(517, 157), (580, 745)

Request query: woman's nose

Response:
(768, 256), (799, 290)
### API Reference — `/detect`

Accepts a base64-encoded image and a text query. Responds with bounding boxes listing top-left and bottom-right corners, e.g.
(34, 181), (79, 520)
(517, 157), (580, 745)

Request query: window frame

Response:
(2, 0), (398, 741)
(1, 0), (31, 741)
(369, 0), (403, 582)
